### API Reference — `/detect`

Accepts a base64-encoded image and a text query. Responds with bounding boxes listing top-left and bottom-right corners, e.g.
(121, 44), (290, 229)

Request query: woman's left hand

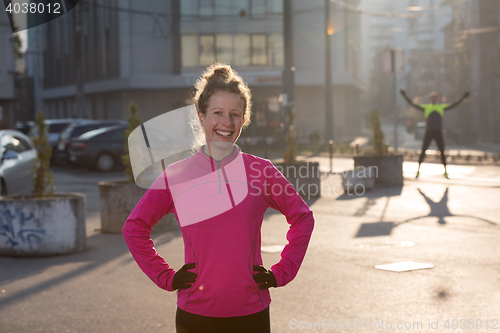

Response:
(253, 265), (277, 289)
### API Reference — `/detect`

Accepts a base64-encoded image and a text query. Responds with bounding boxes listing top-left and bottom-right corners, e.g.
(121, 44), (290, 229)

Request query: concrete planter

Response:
(353, 155), (404, 187)
(273, 161), (321, 200)
(99, 180), (178, 234)
(0, 193), (86, 257)
(341, 167), (376, 194)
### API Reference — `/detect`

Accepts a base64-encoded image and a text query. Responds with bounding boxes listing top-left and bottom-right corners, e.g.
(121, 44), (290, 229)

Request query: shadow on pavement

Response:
(350, 187), (496, 237)
(355, 222), (395, 237)
(399, 187), (497, 226)
(0, 228), (181, 310)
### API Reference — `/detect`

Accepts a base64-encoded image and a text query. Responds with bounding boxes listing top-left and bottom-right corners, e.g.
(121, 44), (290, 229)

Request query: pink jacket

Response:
(122, 145), (314, 317)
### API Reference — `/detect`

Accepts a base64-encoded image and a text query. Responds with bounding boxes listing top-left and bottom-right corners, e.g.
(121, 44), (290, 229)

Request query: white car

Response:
(0, 130), (37, 195)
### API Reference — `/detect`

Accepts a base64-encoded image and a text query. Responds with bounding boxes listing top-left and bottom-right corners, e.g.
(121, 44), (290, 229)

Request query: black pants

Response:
(176, 307), (270, 333)
(419, 130), (446, 166)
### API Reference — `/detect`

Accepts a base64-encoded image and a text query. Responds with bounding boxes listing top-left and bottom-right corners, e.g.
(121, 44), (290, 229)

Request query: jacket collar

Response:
(195, 143), (241, 168)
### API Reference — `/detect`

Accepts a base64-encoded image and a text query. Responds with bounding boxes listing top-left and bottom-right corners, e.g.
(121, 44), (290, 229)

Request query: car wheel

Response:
(95, 153), (115, 172)
(0, 179), (7, 196)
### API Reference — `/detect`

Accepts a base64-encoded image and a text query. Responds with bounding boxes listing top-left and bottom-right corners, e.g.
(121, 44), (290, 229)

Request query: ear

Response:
(197, 110), (205, 126)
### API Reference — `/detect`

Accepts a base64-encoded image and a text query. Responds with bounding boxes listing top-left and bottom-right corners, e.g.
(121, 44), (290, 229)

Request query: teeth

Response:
(215, 130), (232, 136)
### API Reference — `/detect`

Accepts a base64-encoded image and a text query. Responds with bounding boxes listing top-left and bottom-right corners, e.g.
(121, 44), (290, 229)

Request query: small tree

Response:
(121, 103), (142, 182)
(283, 103), (298, 163)
(31, 111), (55, 197)
(369, 109), (387, 155)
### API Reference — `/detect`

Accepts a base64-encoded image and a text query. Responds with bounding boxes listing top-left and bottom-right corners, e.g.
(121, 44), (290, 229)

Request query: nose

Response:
(221, 113), (233, 126)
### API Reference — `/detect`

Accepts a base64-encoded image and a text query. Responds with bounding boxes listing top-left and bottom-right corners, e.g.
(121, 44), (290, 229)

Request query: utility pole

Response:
(75, 1), (85, 118)
(281, 0), (295, 146)
(282, 0), (294, 103)
(325, 0), (333, 143)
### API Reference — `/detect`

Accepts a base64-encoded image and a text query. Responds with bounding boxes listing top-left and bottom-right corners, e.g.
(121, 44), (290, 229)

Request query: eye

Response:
(214, 111), (222, 115)
(232, 113), (241, 118)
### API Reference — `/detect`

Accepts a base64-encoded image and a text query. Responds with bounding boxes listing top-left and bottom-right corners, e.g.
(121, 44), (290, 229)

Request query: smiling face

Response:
(198, 90), (246, 147)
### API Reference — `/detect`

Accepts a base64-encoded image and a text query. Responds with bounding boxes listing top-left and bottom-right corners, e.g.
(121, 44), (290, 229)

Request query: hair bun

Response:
(205, 66), (230, 82)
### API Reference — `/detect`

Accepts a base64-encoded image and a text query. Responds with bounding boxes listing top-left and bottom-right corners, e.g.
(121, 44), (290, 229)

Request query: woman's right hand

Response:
(172, 263), (197, 290)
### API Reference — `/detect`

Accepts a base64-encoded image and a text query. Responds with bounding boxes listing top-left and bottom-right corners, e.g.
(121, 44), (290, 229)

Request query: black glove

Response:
(253, 265), (277, 289)
(172, 263), (197, 290)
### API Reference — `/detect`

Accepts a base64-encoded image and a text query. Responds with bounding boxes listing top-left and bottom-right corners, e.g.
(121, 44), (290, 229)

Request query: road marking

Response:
(375, 261), (433, 272)
(358, 241), (415, 248)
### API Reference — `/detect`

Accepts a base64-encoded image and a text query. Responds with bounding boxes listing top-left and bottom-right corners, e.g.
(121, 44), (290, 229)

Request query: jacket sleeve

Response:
(122, 173), (177, 291)
(262, 160), (315, 287)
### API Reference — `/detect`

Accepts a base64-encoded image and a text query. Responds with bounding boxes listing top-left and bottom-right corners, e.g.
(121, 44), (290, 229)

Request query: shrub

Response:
(283, 103), (297, 163)
(31, 111), (55, 197)
(121, 103), (142, 183)
(369, 109), (387, 155)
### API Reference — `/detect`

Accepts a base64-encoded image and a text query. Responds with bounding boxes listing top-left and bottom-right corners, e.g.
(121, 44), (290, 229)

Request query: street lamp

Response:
(325, 0), (333, 144)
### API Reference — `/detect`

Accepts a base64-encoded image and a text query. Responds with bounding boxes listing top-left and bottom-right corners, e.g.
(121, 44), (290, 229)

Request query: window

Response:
(99, 129), (124, 142)
(267, 0), (282, 13)
(111, 129), (124, 141)
(74, 125), (99, 137)
(233, 0), (248, 15)
(251, 0), (266, 18)
(200, 0), (214, 18)
(48, 123), (71, 133)
(215, 0), (232, 16)
(182, 35), (199, 68)
(182, 33), (283, 68)
(268, 33), (283, 66)
(251, 34), (267, 66)
(15, 136), (33, 151)
(234, 34), (250, 66)
(200, 35), (215, 66)
(1, 135), (29, 154)
(216, 34), (233, 64)
(181, 0), (198, 20)
(180, 0), (282, 20)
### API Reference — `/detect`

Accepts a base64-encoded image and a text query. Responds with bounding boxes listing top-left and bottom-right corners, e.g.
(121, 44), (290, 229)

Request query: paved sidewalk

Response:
(0, 160), (499, 332)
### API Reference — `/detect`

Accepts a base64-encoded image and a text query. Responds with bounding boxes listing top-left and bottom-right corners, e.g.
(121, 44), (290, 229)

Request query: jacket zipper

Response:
(216, 160), (222, 194)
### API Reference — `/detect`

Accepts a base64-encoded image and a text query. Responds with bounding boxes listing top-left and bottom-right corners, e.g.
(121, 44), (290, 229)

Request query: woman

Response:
(123, 63), (314, 333)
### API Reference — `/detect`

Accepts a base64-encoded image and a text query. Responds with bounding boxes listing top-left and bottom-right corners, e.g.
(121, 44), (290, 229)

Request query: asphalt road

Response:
(0, 161), (499, 333)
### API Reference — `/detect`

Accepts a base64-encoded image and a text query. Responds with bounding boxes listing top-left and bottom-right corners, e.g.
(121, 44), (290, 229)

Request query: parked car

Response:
(68, 125), (128, 172)
(54, 119), (127, 165)
(0, 130), (36, 195)
(28, 119), (84, 162)
(14, 121), (35, 135)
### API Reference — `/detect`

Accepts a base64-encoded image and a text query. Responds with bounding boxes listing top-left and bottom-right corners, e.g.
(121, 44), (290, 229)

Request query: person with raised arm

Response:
(401, 90), (469, 178)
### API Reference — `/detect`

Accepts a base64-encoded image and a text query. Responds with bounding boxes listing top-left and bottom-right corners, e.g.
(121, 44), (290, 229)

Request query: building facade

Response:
(29, 0), (366, 143)
(0, 10), (15, 129)
(441, 0), (500, 144)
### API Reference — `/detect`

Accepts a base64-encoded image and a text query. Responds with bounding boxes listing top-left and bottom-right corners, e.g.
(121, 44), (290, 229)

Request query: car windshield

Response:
(73, 125), (100, 137)
(48, 123), (71, 133)
(60, 126), (75, 140)
(78, 126), (127, 140)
